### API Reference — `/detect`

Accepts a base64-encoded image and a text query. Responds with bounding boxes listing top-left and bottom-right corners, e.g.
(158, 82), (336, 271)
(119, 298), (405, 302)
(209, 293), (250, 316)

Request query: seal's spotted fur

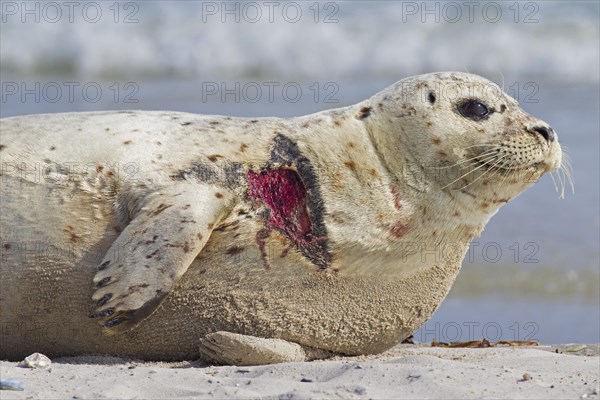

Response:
(0, 72), (564, 363)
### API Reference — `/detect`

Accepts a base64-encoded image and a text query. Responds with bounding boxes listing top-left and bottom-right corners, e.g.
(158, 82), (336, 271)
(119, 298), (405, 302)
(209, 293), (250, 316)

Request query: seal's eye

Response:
(457, 99), (489, 121)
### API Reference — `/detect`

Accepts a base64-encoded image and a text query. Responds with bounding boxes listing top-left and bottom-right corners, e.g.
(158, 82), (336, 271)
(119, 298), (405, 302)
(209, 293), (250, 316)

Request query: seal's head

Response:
(364, 72), (569, 213)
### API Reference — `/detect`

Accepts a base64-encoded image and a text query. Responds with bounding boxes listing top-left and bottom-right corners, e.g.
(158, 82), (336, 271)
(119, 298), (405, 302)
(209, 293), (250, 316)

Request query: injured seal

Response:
(0, 72), (570, 364)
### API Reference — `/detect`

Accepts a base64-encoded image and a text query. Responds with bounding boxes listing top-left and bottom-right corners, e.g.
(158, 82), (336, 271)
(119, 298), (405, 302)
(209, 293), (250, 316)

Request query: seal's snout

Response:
(529, 125), (555, 143)
(526, 124), (562, 173)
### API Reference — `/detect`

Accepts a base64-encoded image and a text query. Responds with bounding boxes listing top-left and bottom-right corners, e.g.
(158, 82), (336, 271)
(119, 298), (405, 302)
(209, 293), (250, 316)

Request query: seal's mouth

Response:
(469, 146), (573, 198)
(472, 145), (562, 174)
(471, 151), (561, 188)
(469, 137), (560, 174)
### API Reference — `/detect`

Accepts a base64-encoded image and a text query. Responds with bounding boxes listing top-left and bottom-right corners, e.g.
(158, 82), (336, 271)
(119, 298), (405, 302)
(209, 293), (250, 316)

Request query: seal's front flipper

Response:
(198, 332), (308, 365)
(90, 183), (232, 334)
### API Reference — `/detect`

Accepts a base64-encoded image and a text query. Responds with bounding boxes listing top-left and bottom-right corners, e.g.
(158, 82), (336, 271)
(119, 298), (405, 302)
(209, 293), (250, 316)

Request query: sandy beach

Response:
(1, 344), (598, 399)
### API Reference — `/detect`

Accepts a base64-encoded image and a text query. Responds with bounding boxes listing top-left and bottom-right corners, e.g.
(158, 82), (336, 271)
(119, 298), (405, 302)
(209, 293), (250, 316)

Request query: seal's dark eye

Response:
(457, 99), (489, 121)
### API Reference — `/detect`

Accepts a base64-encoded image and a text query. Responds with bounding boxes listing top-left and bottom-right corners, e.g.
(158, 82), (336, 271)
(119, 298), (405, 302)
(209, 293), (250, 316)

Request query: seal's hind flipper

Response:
(198, 332), (308, 365)
(198, 332), (335, 365)
(90, 183), (233, 334)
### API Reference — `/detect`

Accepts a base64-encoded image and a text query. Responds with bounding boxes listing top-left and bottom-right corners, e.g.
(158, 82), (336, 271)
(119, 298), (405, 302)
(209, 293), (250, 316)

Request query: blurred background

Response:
(1, 1), (598, 344)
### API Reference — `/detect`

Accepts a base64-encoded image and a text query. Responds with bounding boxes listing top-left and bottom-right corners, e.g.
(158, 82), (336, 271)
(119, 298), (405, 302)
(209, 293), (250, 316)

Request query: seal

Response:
(0, 72), (567, 364)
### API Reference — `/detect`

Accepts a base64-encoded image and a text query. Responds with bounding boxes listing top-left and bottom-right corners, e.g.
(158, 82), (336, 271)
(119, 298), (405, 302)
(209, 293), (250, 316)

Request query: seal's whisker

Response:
(549, 170), (560, 195)
(502, 160), (517, 183)
(454, 153), (499, 170)
(456, 158), (495, 177)
(459, 162), (503, 190)
(472, 150), (503, 164)
(489, 160), (509, 182)
(474, 153), (503, 168)
(565, 168), (575, 194)
(559, 166), (572, 199)
(558, 168), (566, 199)
(562, 152), (574, 174)
(458, 167), (493, 190)
(556, 156), (570, 197)
(442, 165), (488, 190)
(463, 144), (502, 149)
(550, 164), (567, 199)
(445, 154), (508, 190)
(499, 167), (514, 185)
(478, 153), (507, 173)
(435, 150), (500, 170)
(460, 144), (503, 154)
(460, 154), (511, 190)
(488, 164), (510, 187)
(462, 153), (502, 171)
(561, 153), (575, 195)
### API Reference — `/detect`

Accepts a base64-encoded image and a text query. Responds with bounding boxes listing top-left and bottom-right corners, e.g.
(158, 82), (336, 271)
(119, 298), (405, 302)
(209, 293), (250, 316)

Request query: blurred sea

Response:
(1, 1), (598, 343)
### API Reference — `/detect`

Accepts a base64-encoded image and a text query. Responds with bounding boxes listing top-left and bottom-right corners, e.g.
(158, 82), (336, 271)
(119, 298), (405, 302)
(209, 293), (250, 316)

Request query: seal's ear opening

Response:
(457, 99), (489, 121)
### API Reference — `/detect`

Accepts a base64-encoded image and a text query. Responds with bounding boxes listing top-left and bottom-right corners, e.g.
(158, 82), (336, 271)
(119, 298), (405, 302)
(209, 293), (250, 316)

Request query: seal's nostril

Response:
(531, 126), (555, 143)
